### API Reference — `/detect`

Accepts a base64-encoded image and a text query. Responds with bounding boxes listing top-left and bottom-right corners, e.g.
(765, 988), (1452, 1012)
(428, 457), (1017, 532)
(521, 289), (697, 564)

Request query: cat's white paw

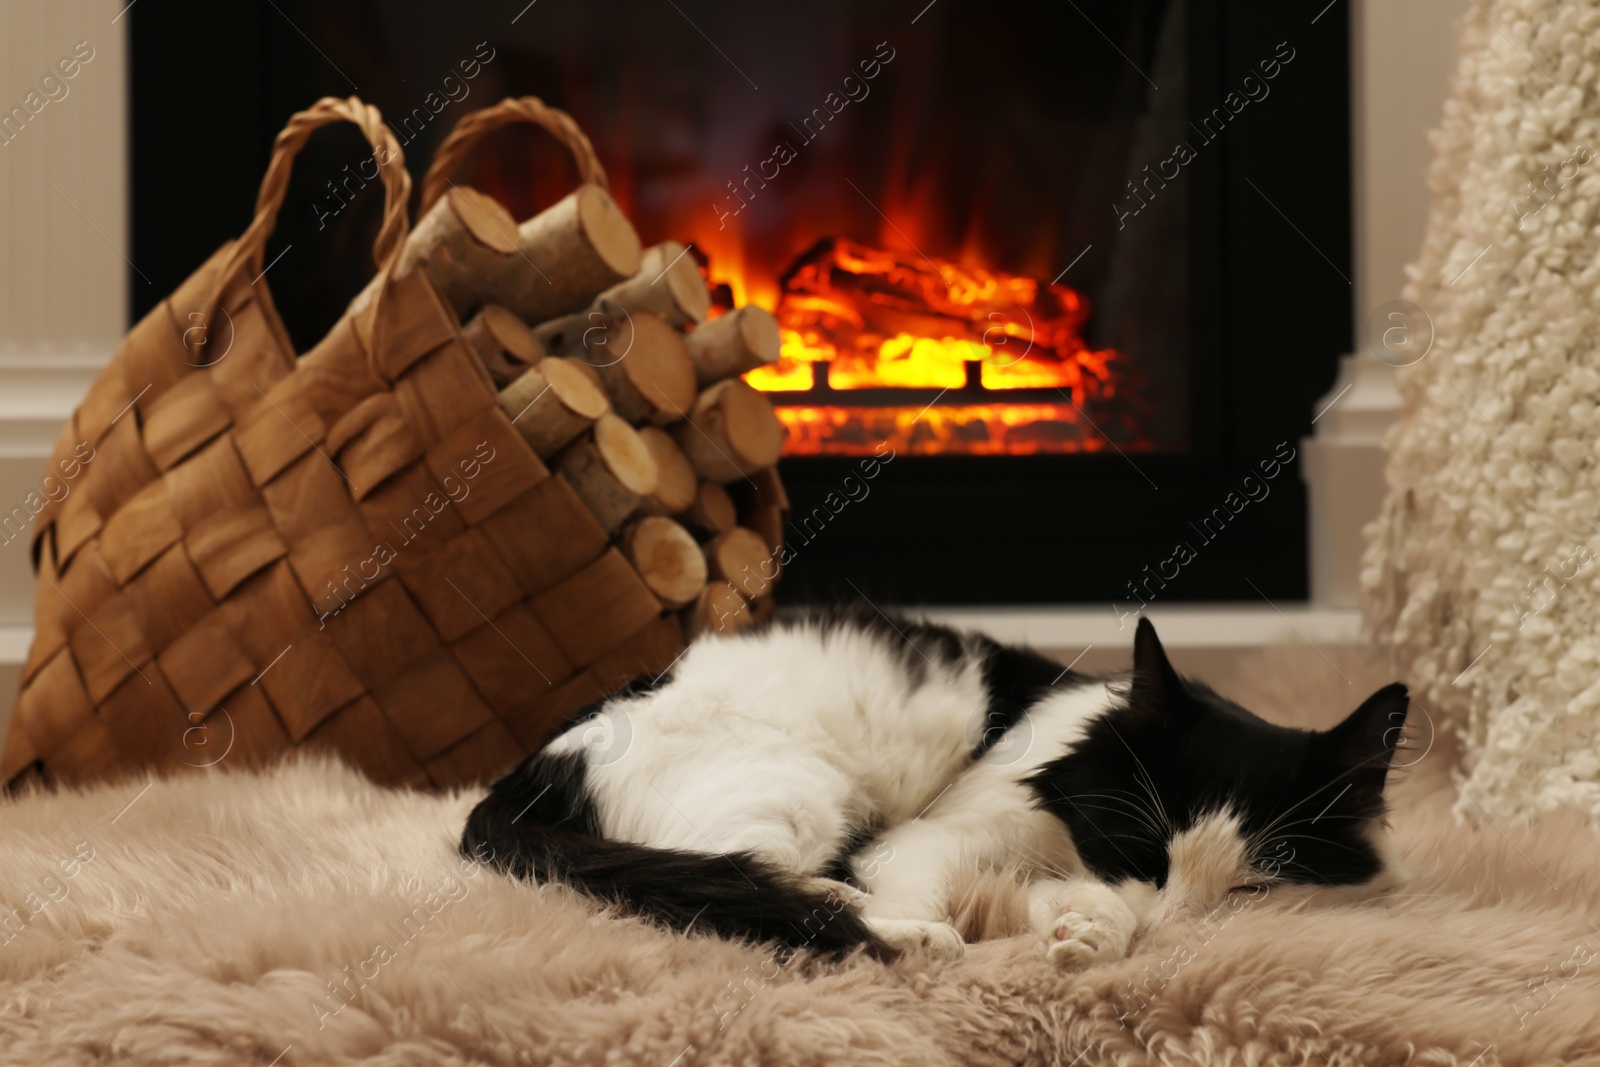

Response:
(1028, 879), (1136, 971)
(865, 917), (966, 961)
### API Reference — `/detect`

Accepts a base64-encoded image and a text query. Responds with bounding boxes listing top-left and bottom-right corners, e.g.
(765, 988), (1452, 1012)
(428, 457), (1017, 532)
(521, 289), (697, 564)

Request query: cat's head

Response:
(1033, 618), (1410, 923)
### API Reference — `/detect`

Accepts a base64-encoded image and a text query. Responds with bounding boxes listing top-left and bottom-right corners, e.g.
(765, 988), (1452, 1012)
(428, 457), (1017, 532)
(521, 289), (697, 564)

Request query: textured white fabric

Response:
(1363, 3), (1600, 822)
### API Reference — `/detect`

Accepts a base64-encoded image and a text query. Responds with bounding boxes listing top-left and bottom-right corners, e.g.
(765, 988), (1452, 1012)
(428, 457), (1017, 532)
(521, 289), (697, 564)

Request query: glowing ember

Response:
(708, 237), (1134, 456)
(779, 403), (1106, 457)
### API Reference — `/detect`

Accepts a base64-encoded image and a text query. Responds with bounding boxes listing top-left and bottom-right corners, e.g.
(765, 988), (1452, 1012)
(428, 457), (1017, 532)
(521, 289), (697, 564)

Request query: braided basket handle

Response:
(200, 97), (410, 354)
(420, 96), (606, 215)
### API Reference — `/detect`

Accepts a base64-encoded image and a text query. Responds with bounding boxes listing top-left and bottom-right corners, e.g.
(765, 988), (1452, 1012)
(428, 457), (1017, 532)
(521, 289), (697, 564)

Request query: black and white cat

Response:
(463, 610), (1409, 964)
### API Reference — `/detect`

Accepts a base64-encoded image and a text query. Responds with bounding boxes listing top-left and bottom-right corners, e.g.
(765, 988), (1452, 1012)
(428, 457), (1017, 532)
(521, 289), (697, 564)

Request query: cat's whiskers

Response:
(1265, 831), (1374, 857)
(1247, 762), (1382, 846)
(1097, 786), (1174, 836)
(1102, 720), (1174, 835)
(1058, 792), (1168, 839)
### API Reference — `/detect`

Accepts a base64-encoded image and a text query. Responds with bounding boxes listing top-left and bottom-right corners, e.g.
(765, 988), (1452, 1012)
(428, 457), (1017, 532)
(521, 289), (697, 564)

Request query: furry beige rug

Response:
(1, 647), (1597, 1066)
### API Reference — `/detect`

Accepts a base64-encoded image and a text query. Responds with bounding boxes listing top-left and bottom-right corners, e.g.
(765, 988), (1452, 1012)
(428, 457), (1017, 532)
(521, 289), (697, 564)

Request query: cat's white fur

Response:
(544, 621), (1147, 963)
(542, 620), (1391, 964)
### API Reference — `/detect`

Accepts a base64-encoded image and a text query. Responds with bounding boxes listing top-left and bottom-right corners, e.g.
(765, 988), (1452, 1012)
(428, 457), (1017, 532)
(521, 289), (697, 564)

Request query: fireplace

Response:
(130, 0), (1352, 605)
(734, 237), (1143, 459)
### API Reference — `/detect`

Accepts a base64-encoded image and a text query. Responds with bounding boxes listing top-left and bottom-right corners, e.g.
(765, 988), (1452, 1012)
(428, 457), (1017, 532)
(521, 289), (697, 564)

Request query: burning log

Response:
(685, 305), (781, 386)
(704, 526), (775, 599)
(679, 482), (738, 538)
(672, 380), (786, 483)
(556, 413), (659, 534)
(496, 185), (643, 324)
(599, 241), (711, 328)
(619, 516), (707, 609)
(394, 186), (520, 317)
(636, 426), (697, 516)
(498, 356), (611, 459)
(463, 304), (544, 388)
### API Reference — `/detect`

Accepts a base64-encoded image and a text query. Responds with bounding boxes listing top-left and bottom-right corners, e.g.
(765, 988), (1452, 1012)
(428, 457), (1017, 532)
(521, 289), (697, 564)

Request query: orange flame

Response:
(698, 238), (1128, 455)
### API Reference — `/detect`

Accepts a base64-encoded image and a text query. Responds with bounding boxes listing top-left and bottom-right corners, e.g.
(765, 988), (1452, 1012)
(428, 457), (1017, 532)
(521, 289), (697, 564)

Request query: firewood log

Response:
(671, 380), (786, 483)
(535, 303), (696, 425)
(682, 580), (751, 639)
(685, 305), (781, 386)
(679, 482), (738, 538)
(556, 413), (659, 534)
(498, 356), (611, 459)
(529, 298), (613, 355)
(619, 516), (707, 609)
(463, 304), (545, 388)
(495, 184), (641, 323)
(705, 526), (776, 599)
(394, 186), (521, 317)
(636, 427), (697, 516)
(598, 241), (712, 328)
(595, 313), (698, 426)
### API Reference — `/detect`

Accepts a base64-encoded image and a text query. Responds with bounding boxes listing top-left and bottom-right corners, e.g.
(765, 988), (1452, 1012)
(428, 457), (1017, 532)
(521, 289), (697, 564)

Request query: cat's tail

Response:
(460, 750), (891, 959)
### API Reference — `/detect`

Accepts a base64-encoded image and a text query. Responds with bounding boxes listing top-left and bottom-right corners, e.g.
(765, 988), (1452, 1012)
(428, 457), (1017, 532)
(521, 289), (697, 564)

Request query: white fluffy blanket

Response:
(2, 647), (1599, 1066)
(1362, 1), (1600, 822)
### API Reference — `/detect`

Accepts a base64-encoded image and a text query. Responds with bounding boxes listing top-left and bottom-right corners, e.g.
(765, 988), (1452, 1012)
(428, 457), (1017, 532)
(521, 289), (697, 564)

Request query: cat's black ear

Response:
(1131, 616), (1185, 705)
(1322, 682), (1410, 787)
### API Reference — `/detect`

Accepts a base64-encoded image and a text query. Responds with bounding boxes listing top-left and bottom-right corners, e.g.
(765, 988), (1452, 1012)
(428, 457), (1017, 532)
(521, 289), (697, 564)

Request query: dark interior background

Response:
(129, 0), (1350, 609)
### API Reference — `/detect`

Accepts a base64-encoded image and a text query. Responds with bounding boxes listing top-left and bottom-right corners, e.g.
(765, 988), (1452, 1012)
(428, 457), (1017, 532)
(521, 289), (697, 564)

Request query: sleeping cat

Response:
(462, 609), (1409, 964)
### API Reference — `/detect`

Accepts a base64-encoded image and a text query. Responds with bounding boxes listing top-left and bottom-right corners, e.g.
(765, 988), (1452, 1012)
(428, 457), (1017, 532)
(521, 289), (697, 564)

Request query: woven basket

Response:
(2, 95), (779, 791)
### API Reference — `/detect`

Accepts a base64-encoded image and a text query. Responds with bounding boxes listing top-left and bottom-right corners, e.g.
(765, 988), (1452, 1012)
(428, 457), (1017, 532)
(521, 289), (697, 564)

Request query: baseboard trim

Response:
(0, 348), (111, 459)
(917, 604), (1365, 658)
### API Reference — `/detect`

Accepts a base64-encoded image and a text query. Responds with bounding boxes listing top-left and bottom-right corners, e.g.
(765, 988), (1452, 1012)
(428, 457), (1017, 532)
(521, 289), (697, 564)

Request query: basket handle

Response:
(199, 96), (410, 353)
(419, 96), (606, 215)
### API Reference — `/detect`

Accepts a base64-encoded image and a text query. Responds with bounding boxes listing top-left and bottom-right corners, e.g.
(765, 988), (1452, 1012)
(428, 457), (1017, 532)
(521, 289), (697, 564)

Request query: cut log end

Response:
(686, 305), (781, 386)
(498, 185), (644, 324)
(706, 526), (776, 599)
(597, 241), (712, 328)
(394, 184), (520, 317)
(450, 186), (520, 254)
(637, 426), (698, 515)
(673, 379), (786, 483)
(592, 413), (659, 497)
(499, 356), (611, 459)
(577, 184), (644, 279)
(557, 413), (659, 533)
(679, 482), (738, 537)
(683, 581), (752, 639)
(465, 305), (545, 388)
(621, 516), (708, 609)
(650, 241), (713, 325)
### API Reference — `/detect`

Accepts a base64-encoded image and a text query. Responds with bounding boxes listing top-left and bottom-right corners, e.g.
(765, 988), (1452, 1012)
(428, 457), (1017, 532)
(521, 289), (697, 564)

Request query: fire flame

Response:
(703, 238), (1126, 455)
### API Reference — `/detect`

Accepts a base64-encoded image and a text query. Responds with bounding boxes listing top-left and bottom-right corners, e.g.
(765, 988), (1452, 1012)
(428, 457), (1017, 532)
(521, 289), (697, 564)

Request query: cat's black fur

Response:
(462, 748), (891, 958)
(1027, 621), (1407, 888)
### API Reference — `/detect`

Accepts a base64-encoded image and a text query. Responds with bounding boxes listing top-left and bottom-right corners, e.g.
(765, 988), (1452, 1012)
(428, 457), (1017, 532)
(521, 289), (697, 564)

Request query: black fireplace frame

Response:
(129, 0), (1350, 608)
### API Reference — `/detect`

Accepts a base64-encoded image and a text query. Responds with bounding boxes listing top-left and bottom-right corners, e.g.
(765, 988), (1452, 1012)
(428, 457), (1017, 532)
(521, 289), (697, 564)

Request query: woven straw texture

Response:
(2, 96), (785, 791)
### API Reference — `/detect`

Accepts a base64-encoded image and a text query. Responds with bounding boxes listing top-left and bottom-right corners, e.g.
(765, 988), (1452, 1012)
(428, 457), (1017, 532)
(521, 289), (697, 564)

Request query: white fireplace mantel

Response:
(0, 1), (1466, 735)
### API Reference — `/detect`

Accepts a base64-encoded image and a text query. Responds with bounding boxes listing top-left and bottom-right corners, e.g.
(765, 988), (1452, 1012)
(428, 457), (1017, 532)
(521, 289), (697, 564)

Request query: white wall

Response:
(1302, 0), (1466, 607)
(0, 0), (127, 735)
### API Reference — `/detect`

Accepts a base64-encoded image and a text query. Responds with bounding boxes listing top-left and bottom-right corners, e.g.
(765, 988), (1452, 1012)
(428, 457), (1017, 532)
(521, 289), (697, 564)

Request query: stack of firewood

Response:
(394, 183), (786, 638)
